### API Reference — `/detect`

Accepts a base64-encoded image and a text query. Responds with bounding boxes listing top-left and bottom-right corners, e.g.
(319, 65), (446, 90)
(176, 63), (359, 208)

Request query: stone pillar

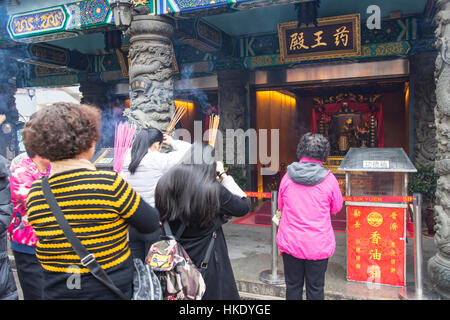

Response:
(79, 81), (117, 148)
(0, 52), (19, 160)
(428, 0), (450, 300)
(217, 69), (250, 189)
(124, 14), (175, 132)
(410, 52), (438, 167)
(79, 81), (109, 108)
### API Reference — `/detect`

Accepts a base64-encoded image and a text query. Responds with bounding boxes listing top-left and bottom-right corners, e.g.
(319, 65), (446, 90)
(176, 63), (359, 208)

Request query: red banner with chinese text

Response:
(344, 196), (413, 203)
(347, 206), (406, 287)
(244, 191), (272, 199)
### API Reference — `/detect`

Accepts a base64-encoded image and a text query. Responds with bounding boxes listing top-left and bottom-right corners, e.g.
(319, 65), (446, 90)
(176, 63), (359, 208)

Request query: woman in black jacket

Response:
(0, 155), (18, 300)
(155, 142), (250, 300)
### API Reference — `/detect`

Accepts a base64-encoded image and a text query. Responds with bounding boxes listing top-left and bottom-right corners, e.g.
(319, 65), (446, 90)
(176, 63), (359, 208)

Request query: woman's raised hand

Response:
(216, 161), (225, 174)
(163, 134), (174, 146)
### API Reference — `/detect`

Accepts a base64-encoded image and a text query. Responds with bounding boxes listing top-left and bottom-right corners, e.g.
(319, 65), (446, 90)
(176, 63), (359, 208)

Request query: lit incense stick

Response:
(166, 104), (187, 134)
(208, 115), (220, 147)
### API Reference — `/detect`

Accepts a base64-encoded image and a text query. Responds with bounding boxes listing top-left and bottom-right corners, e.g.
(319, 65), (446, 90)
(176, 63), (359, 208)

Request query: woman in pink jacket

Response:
(277, 133), (343, 300)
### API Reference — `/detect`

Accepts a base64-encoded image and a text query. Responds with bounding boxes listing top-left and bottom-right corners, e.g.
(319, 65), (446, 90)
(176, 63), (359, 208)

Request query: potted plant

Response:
(408, 165), (438, 235)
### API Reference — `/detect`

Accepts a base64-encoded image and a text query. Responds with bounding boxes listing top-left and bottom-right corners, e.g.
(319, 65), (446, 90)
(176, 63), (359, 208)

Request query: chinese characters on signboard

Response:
(347, 205), (406, 287)
(363, 160), (390, 169)
(278, 14), (361, 62)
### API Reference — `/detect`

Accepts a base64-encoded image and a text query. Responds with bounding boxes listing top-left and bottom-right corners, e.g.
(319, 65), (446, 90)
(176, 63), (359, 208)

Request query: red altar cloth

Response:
(311, 101), (385, 148)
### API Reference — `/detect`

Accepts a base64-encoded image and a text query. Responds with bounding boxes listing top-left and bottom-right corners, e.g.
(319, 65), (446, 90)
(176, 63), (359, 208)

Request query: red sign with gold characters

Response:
(347, 206), (406, 287)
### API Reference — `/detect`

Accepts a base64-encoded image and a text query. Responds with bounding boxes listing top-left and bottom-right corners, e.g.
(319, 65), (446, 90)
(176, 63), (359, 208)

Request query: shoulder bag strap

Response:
(199, 231), (217, 274)
(162, 220), (186, 240)
(41, 176), (129, 300)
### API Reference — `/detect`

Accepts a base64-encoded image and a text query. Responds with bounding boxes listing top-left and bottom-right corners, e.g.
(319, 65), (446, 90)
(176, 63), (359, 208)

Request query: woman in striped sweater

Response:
(23, 103), (160, 300)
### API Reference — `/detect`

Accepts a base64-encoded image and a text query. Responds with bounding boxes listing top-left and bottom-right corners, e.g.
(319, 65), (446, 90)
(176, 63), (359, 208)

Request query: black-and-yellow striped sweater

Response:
(27, 168), (159, 276)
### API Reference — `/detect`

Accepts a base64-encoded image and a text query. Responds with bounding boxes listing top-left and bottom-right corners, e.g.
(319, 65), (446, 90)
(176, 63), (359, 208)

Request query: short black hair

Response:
(128, 128), (164, 174)
(296, 133), (330, 163)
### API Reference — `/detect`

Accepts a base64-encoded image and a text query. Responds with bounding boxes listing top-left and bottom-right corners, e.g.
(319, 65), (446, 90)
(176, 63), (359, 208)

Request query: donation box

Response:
(338, 148), (417, 287)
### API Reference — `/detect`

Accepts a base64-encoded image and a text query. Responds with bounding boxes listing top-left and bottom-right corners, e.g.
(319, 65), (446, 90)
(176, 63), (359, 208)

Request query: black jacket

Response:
(166, 185), (250, 300)
(0, 155), (18, 300)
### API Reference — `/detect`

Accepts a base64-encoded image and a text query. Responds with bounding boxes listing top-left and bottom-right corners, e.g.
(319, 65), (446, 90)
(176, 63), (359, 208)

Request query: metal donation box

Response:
(338, 148), (417, 287)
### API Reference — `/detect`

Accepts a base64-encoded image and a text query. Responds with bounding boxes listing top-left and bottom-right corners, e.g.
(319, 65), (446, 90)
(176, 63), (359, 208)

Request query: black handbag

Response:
(41, 176), (161, 300)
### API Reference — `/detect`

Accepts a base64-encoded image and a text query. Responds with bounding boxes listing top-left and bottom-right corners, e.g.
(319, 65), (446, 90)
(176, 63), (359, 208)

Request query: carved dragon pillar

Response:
(123, 9), (175, 132)
(411, 51), (438, 167)
(0, 51), (19, 160)
(217, 70), (250, 189)
(428, 0), (450, 300)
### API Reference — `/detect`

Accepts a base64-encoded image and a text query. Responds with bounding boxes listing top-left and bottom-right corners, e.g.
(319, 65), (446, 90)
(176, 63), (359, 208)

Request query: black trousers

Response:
(282, 253), (328, 300)
(12, 250), (44, 300)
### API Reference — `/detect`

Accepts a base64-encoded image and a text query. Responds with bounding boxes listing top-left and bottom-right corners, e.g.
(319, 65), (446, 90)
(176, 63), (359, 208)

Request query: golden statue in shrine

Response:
(338, 117), (356, 153)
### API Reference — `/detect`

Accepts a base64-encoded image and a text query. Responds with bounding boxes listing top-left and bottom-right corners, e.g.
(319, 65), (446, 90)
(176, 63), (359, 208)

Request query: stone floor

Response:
(8, 219), (439, 300)
(224, 218), (440, 300)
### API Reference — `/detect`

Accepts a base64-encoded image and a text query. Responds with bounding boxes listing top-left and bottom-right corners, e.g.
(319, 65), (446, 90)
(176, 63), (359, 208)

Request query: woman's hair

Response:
(155, 142), (221, 228)
(25, 147), (36, 159)
(296, 133), (330, 163)
(22, 102), (101, 162)
(128, 128), (164, 175)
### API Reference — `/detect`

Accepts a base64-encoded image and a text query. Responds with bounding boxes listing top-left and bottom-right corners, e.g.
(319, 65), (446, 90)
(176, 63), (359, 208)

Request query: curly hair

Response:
(22, 103), (101, 162)
(296, 133), (330, 163)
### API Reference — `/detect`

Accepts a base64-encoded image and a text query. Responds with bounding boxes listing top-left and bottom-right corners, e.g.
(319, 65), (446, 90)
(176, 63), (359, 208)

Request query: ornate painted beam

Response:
(15, 15), (437, 87)
(135, 0), (302, 16)
(2, 0), (304, 44)
(174, 18), (233, 53)
(6, 0), (114, 43)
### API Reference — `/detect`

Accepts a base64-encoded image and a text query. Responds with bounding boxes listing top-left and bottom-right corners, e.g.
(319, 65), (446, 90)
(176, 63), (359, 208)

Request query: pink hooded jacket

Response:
(8, 158), (51, 251)
(276, 157), (343, 260)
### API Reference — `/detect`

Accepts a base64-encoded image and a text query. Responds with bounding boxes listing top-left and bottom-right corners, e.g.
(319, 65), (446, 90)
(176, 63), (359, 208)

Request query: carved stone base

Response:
(428, 251), (450, 299)
(124, 15), (175, 132)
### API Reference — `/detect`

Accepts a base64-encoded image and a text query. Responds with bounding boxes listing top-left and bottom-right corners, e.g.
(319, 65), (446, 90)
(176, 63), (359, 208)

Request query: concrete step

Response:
(237, 279), (368, 300)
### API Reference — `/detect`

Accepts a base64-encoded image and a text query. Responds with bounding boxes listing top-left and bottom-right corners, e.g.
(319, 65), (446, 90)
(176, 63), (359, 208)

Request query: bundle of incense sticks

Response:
(166, 104), (187, 134)
(113, 122), (136, 173)
(208, 114), (220, 147)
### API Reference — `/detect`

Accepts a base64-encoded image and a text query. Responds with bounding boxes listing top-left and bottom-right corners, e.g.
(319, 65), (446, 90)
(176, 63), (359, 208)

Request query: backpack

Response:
(146, 222), (216, 300)
(132, 258), (163, 300)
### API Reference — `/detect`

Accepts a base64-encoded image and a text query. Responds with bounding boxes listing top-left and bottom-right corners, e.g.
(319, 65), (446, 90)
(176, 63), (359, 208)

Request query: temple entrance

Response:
(251, 78), (410, 230)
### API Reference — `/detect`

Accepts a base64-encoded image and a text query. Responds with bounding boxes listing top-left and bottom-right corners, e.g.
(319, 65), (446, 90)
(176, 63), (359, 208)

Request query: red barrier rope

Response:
(245, 191), (272, 199)
(244, 193), (414, 203)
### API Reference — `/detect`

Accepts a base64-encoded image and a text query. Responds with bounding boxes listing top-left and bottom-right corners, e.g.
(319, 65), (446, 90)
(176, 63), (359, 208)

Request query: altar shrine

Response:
(310, 94), (385, 154)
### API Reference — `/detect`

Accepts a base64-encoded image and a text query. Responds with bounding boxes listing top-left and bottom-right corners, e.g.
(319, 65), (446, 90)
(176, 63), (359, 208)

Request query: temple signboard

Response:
(278, 14), (361, 63)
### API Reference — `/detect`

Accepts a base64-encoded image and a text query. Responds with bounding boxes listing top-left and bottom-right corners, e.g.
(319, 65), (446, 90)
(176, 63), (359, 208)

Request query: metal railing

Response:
(252, 190), (285, 285)
(398, 193), (440, 300)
